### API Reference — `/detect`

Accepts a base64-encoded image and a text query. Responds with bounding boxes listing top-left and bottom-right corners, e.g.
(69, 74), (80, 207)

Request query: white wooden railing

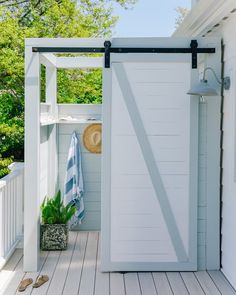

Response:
(0, 163), (24, 268)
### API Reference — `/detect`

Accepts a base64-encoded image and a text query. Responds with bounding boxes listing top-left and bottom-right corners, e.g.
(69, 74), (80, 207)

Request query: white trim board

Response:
(25, 38), (107, 47)
(56, 57), (103, 69)
(40, 53), (57, 68)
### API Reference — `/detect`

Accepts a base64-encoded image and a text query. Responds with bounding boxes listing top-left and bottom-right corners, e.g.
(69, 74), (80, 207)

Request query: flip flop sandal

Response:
(17, 278), (33, 292)
(32, 275), (49, 288)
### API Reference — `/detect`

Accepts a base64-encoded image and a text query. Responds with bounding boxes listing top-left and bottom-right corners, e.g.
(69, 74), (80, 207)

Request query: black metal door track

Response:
(32, 40), (215, 69)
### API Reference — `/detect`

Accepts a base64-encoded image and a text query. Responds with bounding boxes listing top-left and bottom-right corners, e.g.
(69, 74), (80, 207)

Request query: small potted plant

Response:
(40, 190), (76, 250)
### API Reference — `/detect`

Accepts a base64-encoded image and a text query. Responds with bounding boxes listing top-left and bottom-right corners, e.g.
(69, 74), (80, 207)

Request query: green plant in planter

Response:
(40, 191), (76, 250)
(41, 190), (76, 225)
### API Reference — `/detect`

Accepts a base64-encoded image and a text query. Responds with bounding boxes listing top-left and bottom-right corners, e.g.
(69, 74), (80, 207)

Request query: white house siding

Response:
(57, 104), (102, 231)
(215, 16), (236, 289)
(174, 0), (236, 286)
(198, 103), (207, 270)
(190, 13), (236, 287)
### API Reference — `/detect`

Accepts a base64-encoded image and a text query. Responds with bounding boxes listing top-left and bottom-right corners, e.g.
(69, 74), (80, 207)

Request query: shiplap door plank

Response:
(47, 232), (77, 295)
(152, 272), (173, 295)
(78, 231), (99, 295)
(166, 272), (189, 295)
(208, 271), (236, 295)
(181, 272), (205, 295)
(0, 249), (22, 291)
(63, 232), (88, 295)
(110, 273), (126, 295)
(124, 273), (142, 295)
(94, 233), (109, 295)
(194, 271), (221, 295)
(138, 273), (157, 295)
(19, 251), (48, 295)
(31, 250), (61, 295)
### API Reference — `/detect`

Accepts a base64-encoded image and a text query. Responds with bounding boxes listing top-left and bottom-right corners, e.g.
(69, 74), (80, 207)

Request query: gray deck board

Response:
(110, 273), (125, 295)
(94, 233), (109, 295)
(194, 271), (221, 295)
(47, 232), (77, 295)
(208, 270), (236, 295)
(166, 272), (190, 295)
(0, 249), (23, 294)
(62, 231), (88, 295)
(138, 272), (157, 295)
(0, 232), (235, 295)
(19, 251), (48, 295)
(152, 272), (173, 295)
(31, 249), (61, 295)
(181, 272), (205, 295)
(2, 257), (24, 295)
(124, 272), (142, 295)
(78, 231), (98, 295)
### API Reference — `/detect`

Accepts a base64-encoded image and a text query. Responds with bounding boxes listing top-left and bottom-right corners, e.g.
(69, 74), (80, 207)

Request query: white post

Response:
(46, 66), (58, 196)
(24, 45), (41, 271)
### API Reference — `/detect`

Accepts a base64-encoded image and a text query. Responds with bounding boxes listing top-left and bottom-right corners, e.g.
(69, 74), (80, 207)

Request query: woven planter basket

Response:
(40, 224), (68, 250)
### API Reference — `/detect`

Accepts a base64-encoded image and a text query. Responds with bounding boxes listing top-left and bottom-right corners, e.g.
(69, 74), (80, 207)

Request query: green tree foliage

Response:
(0, 0), (136, 177)
(0, 123), (24, 159)
(57, 68), (102, 104)
(0, 157), (13, 178)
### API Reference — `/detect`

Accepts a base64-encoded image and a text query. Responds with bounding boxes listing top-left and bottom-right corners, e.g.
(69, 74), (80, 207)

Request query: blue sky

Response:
(112, 0), (190, 37)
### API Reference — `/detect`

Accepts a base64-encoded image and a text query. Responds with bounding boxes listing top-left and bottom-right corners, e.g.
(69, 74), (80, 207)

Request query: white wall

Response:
(215, 16), (236, 289)
(39, 103), (102, 230)
(197, 102), (208, 269)
(58, 104), (102, 231)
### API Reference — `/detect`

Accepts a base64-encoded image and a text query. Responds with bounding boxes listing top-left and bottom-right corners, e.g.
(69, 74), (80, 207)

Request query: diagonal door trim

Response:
(114, 63), (187, 262)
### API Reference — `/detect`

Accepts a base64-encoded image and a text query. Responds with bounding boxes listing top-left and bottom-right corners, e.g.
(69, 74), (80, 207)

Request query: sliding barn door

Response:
(102, 40), (199, 271)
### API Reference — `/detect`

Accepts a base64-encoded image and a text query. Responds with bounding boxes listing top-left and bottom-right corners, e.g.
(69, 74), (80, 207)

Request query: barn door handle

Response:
(190, 40), (198, 69)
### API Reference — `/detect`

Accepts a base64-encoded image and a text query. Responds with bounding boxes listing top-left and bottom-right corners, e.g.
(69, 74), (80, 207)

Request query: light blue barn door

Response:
(101, 39), (199, 271)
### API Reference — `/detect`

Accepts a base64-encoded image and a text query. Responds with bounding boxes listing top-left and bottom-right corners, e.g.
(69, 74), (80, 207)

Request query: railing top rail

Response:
(0, 163), (24, 190)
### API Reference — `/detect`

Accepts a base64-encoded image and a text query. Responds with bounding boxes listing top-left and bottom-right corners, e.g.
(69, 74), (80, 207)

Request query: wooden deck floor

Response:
(0, 231), (235, 295)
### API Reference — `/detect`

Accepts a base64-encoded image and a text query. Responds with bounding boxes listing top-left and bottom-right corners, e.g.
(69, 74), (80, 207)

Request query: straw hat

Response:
(83, 124), (102, 154)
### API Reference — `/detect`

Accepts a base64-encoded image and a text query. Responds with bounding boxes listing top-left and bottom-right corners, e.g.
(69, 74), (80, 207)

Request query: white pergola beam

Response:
(56, 57), (103, 69)
(25, 38), (106, 48)
(40, 53), (57, 68)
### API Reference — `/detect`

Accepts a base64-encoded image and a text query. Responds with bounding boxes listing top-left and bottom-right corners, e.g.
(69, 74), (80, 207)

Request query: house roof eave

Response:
(173, 0), (236, 37)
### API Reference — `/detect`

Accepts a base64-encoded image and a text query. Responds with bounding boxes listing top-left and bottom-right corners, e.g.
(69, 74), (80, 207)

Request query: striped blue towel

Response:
(64, 131), (84, 226)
